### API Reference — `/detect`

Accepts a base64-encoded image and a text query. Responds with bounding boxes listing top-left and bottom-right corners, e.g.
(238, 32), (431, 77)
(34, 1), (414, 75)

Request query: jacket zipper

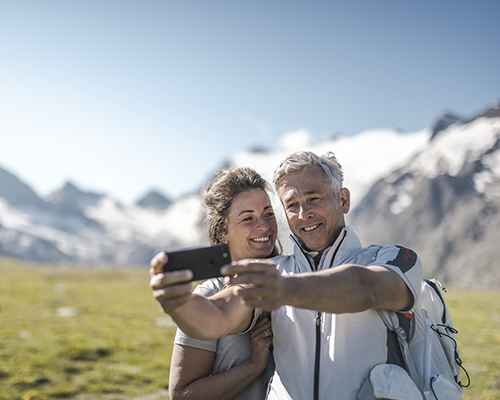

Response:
(290, 232), (346, 400)
(314, 311), (321, 400)
(291, 236), (322, 400)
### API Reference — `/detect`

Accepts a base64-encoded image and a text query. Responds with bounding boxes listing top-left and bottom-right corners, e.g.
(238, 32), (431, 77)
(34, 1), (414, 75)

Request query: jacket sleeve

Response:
(371, 245), (423, 312)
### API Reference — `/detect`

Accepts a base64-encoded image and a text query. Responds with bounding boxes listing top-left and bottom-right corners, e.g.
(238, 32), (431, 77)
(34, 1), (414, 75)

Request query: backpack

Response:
(376, 279), (470, 400)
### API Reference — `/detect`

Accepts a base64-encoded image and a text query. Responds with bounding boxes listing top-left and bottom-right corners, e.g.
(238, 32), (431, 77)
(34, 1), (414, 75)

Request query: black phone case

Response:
(163, 243), (231, 281)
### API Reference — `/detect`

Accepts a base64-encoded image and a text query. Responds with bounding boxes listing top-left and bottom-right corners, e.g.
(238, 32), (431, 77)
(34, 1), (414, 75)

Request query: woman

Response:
(168, 167), (279, 400)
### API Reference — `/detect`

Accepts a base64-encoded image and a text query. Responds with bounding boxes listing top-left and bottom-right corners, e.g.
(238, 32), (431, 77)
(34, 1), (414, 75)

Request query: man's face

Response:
(278, 166), (350, 253)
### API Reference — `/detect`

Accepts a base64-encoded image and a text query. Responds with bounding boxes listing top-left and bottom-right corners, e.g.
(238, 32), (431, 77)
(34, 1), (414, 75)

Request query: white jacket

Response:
(265, 226), (422, 400)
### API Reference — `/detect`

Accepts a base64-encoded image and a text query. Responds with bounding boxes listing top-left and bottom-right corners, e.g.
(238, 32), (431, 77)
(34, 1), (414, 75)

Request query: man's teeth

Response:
(251, 236), (270, 242)
(304, 224), (319, 232)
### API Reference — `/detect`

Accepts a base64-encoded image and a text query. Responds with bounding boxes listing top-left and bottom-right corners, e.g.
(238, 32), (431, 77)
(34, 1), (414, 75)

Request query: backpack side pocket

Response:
(426, 374), (463, 400)
(357, 364), (423, 400)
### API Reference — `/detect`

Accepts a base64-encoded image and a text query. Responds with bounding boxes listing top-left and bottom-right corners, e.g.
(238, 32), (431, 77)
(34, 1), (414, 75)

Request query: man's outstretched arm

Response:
(222, 258), (419, 314)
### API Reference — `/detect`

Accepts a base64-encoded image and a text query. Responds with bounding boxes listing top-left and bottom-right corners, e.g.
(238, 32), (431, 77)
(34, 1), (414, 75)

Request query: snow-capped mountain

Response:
(1, 100), (499, 288)
(350, 102), (500, 288)
(0, 126), (427, 266)
(0, 169), (206, 265)
(136, 190), (173, 210)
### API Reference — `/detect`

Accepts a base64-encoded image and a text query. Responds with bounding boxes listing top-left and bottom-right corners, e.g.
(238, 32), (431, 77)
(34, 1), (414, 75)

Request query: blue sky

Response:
(1, 1), (499, 205)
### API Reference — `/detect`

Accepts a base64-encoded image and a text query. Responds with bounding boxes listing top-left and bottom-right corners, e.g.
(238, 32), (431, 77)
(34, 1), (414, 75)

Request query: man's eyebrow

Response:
(284, 189), (322, 202)
(281, 191), (296, 203)
(304, 189), (322, 195)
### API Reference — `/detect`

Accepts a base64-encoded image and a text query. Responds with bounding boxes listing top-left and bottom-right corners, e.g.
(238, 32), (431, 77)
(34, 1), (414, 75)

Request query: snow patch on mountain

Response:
(384, 116), (500, 214)
(127, 194), (206, 247)
(474, 151), (500, 199)
(84, 194), (206, 248)
(408, 117), (500, 179)
(0, 198), (31, 228)
(232, 128), (430, 208)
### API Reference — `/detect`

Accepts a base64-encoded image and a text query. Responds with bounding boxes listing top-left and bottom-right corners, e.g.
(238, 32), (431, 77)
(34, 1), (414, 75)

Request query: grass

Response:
(447, 289), (500, 399)
(0, 258), (499, 399)
(0, 258), (175, 400)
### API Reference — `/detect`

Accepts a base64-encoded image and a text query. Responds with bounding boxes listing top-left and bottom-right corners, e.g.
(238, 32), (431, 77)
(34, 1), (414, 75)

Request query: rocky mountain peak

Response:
(431, 112), (464, 139)
(473, 100), (500, 120)
(135, 190), (172, 210)
(46, 181), (105, 213)
(0, 165), (47, 209)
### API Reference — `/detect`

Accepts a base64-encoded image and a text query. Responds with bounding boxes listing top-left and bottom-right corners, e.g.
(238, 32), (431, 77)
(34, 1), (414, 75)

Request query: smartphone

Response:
(163, 243), (231, 281)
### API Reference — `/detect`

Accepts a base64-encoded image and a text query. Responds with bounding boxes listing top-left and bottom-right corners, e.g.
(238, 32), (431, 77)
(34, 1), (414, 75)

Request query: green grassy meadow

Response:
(0, 258), (499, 399)
(0, 259), (174, 400)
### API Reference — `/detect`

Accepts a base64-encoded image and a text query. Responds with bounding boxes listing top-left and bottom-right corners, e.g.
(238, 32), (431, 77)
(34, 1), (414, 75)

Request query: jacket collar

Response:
(291, 226), (362, 270)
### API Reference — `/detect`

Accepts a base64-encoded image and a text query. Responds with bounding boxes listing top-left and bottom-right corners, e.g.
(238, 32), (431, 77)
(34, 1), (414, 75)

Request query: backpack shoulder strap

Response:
(424, 278), (447, 323)
(376, 308), (425, 396)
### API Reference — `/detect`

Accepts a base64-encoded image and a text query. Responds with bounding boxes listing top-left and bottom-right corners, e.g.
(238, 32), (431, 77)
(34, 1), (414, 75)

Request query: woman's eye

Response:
(242, 216), (253, 222)
(265, 212), (275, 219)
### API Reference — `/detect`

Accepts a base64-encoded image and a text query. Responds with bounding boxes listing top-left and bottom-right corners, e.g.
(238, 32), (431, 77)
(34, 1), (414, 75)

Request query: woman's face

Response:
(223, 189), (278, 262)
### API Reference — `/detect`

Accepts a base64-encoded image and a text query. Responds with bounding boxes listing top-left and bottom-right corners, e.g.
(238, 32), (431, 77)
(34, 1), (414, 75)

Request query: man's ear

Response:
(339, 188), (350, 213)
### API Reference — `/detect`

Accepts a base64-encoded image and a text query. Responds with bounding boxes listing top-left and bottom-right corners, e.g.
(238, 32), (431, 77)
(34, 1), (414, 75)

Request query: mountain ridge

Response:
(350, 101), (500, 288)
(1, 100), (499, 288)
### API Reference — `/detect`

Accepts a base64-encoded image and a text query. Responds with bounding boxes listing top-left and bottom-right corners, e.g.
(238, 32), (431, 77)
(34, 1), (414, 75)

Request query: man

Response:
(150, 151), (422, 399)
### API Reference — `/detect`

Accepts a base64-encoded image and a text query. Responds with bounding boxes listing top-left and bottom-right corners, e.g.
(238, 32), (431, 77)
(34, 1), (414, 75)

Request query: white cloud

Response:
(279, 129), (311, 151)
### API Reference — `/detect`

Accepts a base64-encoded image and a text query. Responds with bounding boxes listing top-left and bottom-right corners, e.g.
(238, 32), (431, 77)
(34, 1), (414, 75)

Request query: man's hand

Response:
(149, 251), (194, 314)
(221, 259), (285, 311)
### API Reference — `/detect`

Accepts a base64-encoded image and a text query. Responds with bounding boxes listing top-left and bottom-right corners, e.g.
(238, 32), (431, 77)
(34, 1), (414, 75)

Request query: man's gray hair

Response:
(273, 151), (344, 195)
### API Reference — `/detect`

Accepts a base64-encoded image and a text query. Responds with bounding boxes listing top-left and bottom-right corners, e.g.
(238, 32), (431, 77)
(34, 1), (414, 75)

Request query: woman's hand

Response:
(149, 251), (194, 314)
(249, 316), (273, 372)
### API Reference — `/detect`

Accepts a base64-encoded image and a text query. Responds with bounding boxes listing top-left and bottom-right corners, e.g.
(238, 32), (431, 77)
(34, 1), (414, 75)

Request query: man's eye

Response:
(287, 203), (298, 210)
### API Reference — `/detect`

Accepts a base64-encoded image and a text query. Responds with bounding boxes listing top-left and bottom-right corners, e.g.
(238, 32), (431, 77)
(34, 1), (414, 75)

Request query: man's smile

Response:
(303, 224), (320, 232)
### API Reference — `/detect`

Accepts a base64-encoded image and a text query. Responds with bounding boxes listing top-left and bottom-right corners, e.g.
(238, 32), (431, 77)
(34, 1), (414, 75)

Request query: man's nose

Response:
(298, 203), (313, 220)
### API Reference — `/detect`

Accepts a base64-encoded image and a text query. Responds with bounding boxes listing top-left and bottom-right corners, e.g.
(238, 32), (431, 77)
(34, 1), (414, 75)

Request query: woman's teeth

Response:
(251, 236), (270, 242)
